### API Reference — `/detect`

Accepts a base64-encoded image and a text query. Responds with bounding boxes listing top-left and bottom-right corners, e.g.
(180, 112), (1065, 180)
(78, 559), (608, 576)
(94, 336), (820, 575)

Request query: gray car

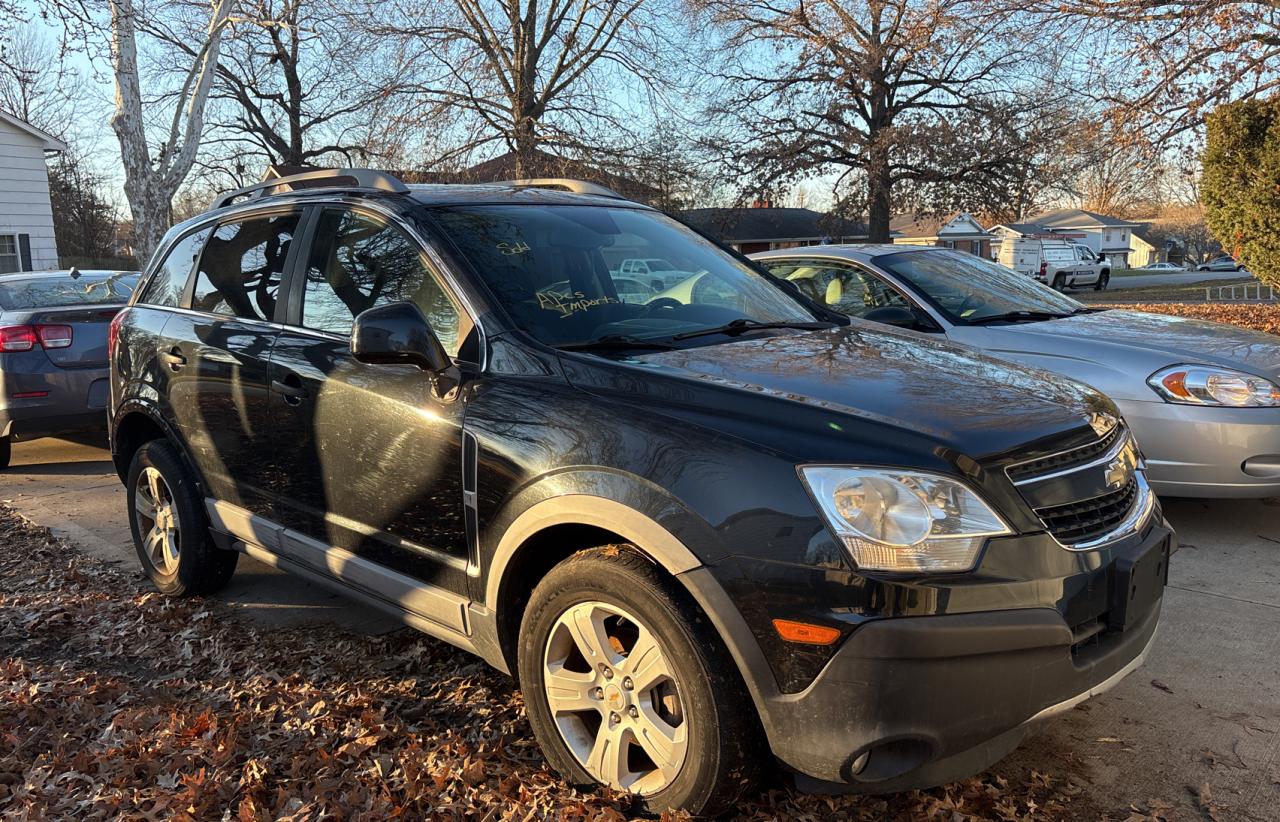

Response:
(0, 269), (138, 467)
(1197, 256), (1246, 272)
(752, 246), (1280, 498)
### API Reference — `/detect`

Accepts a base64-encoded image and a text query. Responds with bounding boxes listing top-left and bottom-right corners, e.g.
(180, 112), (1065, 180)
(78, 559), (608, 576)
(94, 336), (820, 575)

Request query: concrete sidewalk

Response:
(4, 436), (1279, 818)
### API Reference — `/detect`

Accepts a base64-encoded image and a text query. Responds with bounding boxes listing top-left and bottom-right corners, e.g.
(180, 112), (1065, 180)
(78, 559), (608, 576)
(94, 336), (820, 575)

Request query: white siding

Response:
(0, 122), (59, 270)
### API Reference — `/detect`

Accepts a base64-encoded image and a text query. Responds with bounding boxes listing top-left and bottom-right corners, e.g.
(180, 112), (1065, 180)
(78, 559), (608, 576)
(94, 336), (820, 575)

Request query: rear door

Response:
(164, 208), (302, 515)
(267, 204), (477, 594)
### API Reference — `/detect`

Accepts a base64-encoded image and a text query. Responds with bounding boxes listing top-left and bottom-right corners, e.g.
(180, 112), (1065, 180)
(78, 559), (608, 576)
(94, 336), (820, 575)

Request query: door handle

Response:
(159, 348), (186, 370)
(271, 375), (308, 405)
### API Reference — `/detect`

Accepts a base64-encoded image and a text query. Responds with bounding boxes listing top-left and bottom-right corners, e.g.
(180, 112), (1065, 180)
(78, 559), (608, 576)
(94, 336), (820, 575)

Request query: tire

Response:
(127, 439), (237, 596)
(1051, 273), (1066, 291)
(518, 547), (762, 816)
(1094, 271), (1110, 291)
(0, 436), (9, 469)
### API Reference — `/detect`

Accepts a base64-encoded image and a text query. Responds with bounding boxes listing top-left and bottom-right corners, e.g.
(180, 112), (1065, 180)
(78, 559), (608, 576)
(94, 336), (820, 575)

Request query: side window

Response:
(190, 212), (299, 320)
(763, 260), (908, 318)
(300, 208), (469, 356)
(139, 226), (210, 307)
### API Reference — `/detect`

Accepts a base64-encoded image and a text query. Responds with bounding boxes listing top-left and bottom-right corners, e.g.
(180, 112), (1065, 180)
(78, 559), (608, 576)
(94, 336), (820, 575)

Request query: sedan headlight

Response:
(1148, 365), (1280, 407)
(799, 467), (1012, 573)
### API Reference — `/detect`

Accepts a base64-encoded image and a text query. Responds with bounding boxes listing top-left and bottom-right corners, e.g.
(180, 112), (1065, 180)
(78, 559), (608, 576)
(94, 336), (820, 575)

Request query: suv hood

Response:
(956, 309), (1280, 391)
(568, 325), (1115, 464)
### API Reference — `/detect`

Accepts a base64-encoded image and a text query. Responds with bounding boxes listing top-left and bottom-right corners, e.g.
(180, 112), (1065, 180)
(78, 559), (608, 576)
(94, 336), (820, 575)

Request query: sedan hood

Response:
(961, 310), (1280, 394)
(568, 325), (1116, 464)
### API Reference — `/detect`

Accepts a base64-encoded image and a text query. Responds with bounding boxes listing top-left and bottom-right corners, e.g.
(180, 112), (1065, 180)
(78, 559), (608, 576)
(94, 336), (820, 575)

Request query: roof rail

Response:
(210, 168), (410, 210)
(495, 178), (628, 200)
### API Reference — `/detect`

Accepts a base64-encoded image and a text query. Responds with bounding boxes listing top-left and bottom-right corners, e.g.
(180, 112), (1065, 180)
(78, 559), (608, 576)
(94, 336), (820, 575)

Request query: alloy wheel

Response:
(542, 600), (689, 795)
(135, 466), (180, 575)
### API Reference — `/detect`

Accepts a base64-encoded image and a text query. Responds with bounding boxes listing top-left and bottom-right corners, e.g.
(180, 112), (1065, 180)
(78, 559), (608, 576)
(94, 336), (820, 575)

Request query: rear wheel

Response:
(0, 436), (9, 469)
(127, 439), (237, 596)
(518, 547), (761, 815)
(1094, 271), (1110, 291)
(1052, 273), (1066, 291)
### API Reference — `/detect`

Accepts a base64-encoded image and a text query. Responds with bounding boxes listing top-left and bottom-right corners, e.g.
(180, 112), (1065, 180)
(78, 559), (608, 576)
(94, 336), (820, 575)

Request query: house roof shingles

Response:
(888, 212), (990, 238)
(1027, 208), (1141, 229)
(679, 207), (869, 243)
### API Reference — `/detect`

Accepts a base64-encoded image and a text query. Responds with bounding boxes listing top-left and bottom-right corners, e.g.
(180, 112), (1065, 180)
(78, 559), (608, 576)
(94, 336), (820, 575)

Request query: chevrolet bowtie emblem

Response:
(1105, 444), (1136, 490)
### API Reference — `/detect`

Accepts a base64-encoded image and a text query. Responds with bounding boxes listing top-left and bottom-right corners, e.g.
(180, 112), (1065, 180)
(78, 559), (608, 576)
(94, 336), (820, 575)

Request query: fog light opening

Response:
(846, 738), (934, 783)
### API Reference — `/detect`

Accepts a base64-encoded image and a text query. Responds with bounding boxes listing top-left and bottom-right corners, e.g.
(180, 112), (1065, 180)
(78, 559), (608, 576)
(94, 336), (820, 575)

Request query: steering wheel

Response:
(644, 297), (683, 314)
(949, 294), (980, 316)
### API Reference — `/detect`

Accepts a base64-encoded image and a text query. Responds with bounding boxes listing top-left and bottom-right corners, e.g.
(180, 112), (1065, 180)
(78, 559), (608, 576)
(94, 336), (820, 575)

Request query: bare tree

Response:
(42, 0), (236, 264)
(696, 0), (1041, 241)
(1020, 0), (1280, 143)
(153, 0), (408, 171)
(48, 150), (121, 261)
(0, 26), (83, 134)
(367, 0), (671, 176)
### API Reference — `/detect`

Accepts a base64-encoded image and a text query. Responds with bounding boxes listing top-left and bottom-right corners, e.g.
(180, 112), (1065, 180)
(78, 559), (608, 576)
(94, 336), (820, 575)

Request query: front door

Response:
(268, 206), (477, 593)
(165, 209), (300, 516)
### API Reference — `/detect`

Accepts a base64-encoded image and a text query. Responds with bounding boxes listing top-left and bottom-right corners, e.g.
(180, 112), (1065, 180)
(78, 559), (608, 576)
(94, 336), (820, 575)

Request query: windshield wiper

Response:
(967, 310), (1073, 325)
(557, 334), (676, 352)
(671, 318), (834, 342)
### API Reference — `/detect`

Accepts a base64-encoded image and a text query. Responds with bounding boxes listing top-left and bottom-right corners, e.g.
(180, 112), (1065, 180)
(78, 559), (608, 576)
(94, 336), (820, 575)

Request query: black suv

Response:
(109, 170), (1172, 814)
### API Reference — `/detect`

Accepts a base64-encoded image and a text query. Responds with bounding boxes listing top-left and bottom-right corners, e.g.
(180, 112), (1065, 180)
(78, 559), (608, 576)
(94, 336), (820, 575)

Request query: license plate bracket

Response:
(1109, 537), (1169, 632)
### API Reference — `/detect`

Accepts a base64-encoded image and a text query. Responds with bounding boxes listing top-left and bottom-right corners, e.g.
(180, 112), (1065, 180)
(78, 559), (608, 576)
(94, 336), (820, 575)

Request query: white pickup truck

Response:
(998, 237), (1111, 291)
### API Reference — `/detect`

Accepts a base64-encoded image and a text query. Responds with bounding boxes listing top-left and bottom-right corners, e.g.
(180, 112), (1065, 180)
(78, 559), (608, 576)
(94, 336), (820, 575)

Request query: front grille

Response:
(1007, 422), (1124, 484)
(1035, 477), (1138, 545)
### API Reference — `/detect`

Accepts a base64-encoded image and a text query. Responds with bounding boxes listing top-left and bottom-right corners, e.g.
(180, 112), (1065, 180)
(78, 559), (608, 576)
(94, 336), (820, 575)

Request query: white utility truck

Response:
(998, 236), (1110, 291)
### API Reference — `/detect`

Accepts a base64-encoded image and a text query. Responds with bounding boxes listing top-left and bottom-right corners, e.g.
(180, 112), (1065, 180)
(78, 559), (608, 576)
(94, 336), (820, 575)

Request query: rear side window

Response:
(190, 212), (300, 320)
(299, 208), (467, 354)
(138, 227), (210, 307)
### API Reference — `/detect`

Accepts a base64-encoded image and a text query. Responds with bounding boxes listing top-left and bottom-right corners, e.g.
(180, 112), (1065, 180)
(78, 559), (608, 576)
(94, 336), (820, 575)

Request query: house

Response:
(0, 111), (66, 272)
(1020, 209), (1142, 267)
(889, 212), (993, 257)
(988, 222), (1089, 258)
(1129, 229), (1159, 268)
(679, 205), (870, 254)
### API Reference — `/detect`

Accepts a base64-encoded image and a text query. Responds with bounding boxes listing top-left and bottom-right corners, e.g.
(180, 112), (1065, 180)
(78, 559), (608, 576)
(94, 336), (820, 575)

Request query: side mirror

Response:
(863, 305), (919, 329)
(351, 301), (451, 373)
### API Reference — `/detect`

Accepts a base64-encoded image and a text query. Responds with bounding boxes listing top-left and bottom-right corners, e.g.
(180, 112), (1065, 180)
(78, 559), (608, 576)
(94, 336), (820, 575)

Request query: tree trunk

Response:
(108, 0), (231, 265)
(866, 145), (893, 243)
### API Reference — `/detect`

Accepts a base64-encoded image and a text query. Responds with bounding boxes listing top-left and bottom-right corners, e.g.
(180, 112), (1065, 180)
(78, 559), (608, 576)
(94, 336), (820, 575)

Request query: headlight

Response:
(1148, 365), (1280, 407)
(799, 466), (1012, 573)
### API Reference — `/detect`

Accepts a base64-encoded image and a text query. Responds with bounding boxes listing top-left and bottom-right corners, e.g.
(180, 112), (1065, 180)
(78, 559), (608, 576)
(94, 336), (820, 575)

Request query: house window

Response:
(0, 235), (19, 274)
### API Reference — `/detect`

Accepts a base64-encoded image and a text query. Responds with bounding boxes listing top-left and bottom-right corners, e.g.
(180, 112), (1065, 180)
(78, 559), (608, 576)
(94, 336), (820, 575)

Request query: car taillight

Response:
(1039, 261), (1048, 276)
(0, 326), (37, 352)
(108, 309), (128, 358)
(36, 325), (73, 349)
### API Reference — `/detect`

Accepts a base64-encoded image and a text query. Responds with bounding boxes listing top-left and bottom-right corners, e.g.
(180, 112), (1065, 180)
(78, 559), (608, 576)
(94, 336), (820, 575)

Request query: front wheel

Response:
(1094, 271), (1110, 291)
(127, 439), (237, 596)
(518, 547), (761, 815)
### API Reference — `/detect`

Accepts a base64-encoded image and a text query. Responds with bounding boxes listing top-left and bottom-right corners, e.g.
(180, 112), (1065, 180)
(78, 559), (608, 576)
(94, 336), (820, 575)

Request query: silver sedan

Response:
(752, 245), (1280, 498)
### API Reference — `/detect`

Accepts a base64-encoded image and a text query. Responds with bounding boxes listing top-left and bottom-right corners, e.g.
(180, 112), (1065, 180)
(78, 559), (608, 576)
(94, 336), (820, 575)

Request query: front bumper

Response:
(748, 523), (1171, 790)
(1117, 398), (1280, 498)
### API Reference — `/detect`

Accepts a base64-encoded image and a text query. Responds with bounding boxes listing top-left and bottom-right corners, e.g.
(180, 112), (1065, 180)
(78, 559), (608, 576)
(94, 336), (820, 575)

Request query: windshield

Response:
(875, 250), (1083, 322)
(431, 205), (815, 346)
(0, 272), (139, 310)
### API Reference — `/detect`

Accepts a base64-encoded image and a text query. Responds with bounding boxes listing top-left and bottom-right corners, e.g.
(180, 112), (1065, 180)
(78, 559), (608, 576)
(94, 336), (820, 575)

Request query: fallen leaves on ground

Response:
(1098, 303), (1280, 335)
(0, 508), (1081, 819)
